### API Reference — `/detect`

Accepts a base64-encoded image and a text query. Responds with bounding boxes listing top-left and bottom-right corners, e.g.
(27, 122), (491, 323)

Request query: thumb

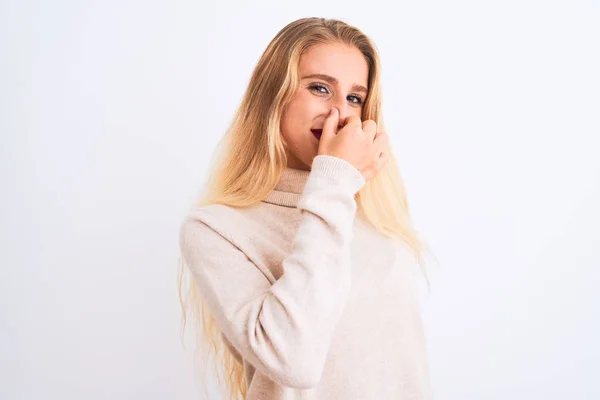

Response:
(320, 107), (339, 143)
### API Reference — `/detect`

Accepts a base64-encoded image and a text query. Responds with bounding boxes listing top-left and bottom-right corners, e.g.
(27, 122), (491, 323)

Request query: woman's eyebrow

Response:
(301, 73), (368, 94)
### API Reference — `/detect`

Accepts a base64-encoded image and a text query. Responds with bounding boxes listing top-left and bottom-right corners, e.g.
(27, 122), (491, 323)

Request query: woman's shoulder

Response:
(180, 201), (276, 248)
(185, 203), (238, 224)
(181, 203), (242, 242)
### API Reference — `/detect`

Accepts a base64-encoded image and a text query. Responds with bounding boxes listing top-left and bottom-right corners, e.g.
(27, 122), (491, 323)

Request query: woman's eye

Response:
(309, 84), (329, 94)
(309, 84), (363, 105)
(348, 95), (363, 105)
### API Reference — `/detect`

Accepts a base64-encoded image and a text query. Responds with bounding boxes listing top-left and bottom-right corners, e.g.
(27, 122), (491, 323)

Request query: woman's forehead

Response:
(298, 44), (369, 87)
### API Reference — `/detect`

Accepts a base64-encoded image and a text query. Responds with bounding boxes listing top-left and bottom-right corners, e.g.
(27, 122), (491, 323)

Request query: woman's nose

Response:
(331, 100), (350, 126)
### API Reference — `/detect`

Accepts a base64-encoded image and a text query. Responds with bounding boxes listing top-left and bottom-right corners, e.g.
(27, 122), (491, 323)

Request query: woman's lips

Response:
(311, 129), (322, 140)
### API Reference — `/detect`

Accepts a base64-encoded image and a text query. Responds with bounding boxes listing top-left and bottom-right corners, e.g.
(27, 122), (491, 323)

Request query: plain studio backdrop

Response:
(1, 1), (599, 399)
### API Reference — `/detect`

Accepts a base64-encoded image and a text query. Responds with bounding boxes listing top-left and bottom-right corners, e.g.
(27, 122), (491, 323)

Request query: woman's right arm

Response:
(179, 155), (365, 389)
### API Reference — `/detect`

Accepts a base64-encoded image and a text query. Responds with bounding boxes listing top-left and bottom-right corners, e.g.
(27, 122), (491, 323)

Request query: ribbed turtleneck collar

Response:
(262, 167), (311, 208)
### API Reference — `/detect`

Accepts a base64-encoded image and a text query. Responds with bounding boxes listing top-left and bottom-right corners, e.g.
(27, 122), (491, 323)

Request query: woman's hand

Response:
(317, 107), (389, 182)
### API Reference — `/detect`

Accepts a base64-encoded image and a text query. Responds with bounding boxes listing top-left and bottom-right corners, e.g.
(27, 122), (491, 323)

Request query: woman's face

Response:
(280, 42), (369, 170)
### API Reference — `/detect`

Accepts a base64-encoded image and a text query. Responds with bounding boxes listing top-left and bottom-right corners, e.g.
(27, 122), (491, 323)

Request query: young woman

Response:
(178, 17), (433, 400)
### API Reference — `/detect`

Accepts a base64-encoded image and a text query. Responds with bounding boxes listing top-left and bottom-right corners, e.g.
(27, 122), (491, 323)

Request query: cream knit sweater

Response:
(179, 155), (432, 399)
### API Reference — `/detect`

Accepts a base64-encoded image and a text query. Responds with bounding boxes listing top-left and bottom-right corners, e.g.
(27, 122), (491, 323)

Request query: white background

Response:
(2, 1), (599, 399)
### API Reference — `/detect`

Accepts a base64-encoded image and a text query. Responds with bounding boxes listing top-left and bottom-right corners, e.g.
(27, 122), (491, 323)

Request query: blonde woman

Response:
(178, 17), (433, 400)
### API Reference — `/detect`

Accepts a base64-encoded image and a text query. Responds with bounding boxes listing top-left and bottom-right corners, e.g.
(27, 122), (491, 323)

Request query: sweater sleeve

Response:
(178, 155), (365, 389)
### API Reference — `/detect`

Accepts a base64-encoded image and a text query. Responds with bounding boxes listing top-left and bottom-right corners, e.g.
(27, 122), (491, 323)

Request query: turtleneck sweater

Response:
(179, 155), (432, 399)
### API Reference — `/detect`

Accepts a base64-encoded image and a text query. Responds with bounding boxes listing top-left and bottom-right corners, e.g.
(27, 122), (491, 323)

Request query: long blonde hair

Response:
(178, 17), (433, 400)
